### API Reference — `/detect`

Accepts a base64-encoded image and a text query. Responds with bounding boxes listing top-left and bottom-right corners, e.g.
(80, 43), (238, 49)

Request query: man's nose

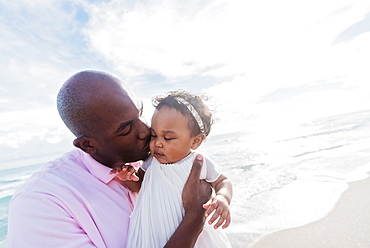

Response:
(137, 119), (150, 140)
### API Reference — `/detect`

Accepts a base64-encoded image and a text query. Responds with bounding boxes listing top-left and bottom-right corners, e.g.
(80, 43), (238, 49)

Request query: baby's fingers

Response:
(222, 213), (231, 229)
(116, 167), (123, 173)
(127, 167), (139, 181)
(204, 204), (217, 218)
(203, 199), (213, 213)
(213, 210), (229, 229)
(207, 207), (222, 225)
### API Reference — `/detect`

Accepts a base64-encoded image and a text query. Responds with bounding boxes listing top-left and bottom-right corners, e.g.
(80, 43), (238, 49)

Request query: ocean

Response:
(1, 109), (370, 247)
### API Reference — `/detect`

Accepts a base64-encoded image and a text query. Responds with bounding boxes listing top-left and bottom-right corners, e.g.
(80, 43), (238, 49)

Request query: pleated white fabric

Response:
(126, 153), (231, 248)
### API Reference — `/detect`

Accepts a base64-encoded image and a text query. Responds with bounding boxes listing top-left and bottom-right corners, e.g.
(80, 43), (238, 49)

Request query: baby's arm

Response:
(203, 174), (233, 229)
(110, 166), (145, 192)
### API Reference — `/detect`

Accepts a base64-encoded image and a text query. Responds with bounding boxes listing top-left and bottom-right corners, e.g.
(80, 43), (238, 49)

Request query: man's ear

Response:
(191, 133), (206, 150)
(73, 137), (97, 154)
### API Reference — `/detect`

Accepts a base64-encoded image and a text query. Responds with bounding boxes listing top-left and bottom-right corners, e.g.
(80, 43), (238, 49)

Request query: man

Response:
(8, 70), (210, 247)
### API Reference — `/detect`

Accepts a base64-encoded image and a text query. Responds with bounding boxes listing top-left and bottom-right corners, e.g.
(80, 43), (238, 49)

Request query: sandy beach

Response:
(248, 174), (370, 248)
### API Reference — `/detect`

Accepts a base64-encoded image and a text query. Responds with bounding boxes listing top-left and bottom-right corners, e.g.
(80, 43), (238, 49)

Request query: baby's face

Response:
(150, 106), (196, 164)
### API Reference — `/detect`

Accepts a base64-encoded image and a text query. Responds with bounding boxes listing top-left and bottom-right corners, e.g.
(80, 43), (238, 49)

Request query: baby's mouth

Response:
(154, 151), (165, 158)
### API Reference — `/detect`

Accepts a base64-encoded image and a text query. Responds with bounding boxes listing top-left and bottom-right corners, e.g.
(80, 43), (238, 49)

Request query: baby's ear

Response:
(191, 133), (206, 150)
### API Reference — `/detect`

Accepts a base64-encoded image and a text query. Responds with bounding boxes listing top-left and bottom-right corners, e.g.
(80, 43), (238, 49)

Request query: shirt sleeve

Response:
(203, 155), (221, 183)
(8, 191), (98, 248)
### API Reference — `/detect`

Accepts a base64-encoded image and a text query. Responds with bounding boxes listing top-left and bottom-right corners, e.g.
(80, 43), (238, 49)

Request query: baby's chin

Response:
(153, 152), (167, 163)
(154, 154), (177, 164)
(156, 158), (172, 164)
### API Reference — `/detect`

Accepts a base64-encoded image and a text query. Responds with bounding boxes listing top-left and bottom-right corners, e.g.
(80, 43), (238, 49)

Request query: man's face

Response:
(90, 91), (151, 168)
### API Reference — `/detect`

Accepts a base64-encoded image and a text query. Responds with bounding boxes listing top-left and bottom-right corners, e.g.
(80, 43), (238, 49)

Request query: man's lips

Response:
(142, 136), (151, 152)
(142, 143), (150, 152)
(142, 139), (151, 152)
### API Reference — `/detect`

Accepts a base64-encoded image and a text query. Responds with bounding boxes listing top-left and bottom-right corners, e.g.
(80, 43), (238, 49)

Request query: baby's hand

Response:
(203, 195), (231, 229)
(109, 165), (139, 182)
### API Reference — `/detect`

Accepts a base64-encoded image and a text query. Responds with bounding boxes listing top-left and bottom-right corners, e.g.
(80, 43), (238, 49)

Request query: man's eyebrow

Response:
(116, 103), (143, 133)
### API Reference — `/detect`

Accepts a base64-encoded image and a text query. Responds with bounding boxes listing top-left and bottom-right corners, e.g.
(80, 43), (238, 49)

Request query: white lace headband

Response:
(174, 97), (205, 133)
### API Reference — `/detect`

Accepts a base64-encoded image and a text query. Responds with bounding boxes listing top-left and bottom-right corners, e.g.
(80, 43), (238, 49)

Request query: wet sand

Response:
(249, 174), (370, 248)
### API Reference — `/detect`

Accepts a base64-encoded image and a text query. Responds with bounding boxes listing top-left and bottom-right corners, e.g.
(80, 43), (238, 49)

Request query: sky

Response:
(1, 0), (370, 169)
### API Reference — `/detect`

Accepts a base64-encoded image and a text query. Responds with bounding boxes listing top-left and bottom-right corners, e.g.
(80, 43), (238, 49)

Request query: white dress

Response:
(126, 152), (231, 248)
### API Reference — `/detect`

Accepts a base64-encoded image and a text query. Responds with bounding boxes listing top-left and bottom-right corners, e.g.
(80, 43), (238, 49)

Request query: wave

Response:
(0, 175), (30, 185)
(291, 144), (347, 158)
(277, 109), (370, 143)
(0, 166), (36, 205)
(279, 125), (360, 142)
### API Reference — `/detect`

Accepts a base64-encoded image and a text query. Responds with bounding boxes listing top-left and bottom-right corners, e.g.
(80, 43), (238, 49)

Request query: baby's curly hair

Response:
(152, 90), (213, 137)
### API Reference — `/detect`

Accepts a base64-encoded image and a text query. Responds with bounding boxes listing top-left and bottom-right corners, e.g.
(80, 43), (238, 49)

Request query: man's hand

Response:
(183, 154), (212, 215)
(165, 154), (212, 248)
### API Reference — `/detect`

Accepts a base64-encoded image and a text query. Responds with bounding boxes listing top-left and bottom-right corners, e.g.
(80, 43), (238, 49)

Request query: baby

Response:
(112, 90), (233, 247)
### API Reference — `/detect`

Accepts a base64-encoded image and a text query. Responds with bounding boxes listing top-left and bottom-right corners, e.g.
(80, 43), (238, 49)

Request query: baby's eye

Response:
(164, 137), (175, 141)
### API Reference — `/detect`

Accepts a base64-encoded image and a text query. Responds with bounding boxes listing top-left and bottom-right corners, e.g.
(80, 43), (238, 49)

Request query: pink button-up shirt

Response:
(8, 149), (137, 248)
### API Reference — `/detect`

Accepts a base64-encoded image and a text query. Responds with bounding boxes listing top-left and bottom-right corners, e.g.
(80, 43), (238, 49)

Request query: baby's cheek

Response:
(149, 140), (155, 152)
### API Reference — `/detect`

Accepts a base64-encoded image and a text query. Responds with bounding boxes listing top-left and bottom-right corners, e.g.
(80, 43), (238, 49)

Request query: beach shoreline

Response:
(248, 173), (370, 248)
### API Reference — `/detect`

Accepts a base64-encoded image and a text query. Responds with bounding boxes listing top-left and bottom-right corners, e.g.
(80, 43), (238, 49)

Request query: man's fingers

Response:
(182, 154), (211, 214)
(188, 154), (203, 183)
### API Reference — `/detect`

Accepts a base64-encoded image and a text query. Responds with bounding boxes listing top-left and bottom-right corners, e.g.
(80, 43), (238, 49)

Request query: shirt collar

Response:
(79, 149), (116, 184)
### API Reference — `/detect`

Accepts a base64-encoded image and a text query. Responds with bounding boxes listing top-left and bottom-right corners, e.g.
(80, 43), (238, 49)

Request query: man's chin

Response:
(137, 150), (151, 161)
(142, 150), (151, 160)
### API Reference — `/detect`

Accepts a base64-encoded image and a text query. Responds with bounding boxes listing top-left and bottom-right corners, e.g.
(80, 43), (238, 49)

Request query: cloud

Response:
(83, 1), (232, 79)
(0, 107), (74, 167)
(1, 0), (370, 168)
(0, 0), (111, 112)
(0, 0), (102, 165)
(80, 0), (370, 96)
(79, 0), (370, 136)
